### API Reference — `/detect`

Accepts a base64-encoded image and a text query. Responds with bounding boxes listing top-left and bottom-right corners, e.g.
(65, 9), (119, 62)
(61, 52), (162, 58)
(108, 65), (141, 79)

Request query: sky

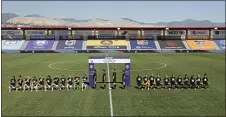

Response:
(2, 1), (225, 23)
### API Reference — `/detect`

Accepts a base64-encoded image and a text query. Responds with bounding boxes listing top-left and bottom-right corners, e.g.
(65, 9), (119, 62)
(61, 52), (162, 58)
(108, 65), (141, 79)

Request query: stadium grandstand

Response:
(2, 26), (225, 53)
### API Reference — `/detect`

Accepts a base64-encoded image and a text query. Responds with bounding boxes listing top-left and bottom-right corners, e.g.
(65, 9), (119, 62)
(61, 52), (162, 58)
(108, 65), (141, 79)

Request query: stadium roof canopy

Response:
(1, 26), (226, 30)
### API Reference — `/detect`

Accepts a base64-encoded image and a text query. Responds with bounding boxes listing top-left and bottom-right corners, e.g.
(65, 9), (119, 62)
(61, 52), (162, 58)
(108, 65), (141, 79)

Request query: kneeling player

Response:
(164, 75), (170, 89)
(16, 75), (23, 92)
(52, 76), (60, 91)
(82, 74), (88, 90)
(196, 74), (202, 89)
(176, 75), (183, 89)
(149, 74), (155, 89)
(202, 73), (209, 89)
(9, 76), (16, 92)
(45, 75), (52, 91)
(23, 75), (31, 92)
(60, 75), (66, 90)
(170, 74), (176, 89)
(67, 75), (73, 91)
(143, 74), (149, 90)
(190, 75), (196, 90)
(155, 75), (162, 90)
(31, 76), (38, 92)
(74, 75), (80, 90)
(136, 74), (142, 89)
(183, 74), (190, 89)
(38, 76), (45, 90)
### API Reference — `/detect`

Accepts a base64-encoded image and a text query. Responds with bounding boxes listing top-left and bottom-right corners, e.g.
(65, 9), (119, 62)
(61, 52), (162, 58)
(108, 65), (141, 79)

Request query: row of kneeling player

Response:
(136, 73), (209, 90)
(9, 74), (88, 92)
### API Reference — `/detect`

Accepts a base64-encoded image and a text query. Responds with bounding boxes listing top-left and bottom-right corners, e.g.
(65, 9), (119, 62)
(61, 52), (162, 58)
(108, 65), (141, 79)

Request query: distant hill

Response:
(2, 12), (225, 27)
(2, 13), (19, 24)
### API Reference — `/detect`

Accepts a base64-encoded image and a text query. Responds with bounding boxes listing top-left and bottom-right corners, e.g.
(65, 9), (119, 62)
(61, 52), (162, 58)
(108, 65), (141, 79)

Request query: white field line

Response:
(106, 53), (114, 117)
(48, 61), (167, 72)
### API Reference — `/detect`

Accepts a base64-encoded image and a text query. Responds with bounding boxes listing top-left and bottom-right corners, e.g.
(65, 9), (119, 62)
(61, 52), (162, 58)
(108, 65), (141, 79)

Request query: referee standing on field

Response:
(112, 69), (117, 89)
(93, 69), (97, 89)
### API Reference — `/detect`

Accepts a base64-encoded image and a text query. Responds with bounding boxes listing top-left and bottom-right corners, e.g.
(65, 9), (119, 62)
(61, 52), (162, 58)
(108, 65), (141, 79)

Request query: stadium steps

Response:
(20, 41), (29, 50)
(182, 40), (191, 50)
(82, 41), (87, 50)
(127, 41), (131, 50)
(52, 41), (58, 50)
(154, 40), (161, 50)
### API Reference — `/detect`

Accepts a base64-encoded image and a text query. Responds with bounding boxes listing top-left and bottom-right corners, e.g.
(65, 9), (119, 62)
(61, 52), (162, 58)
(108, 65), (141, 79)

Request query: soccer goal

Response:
(88, 56), (131, 88)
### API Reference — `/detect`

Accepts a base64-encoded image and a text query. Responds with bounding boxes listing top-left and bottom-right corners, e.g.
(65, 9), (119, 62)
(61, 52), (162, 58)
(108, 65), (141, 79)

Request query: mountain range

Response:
(2, 13), (225, 27)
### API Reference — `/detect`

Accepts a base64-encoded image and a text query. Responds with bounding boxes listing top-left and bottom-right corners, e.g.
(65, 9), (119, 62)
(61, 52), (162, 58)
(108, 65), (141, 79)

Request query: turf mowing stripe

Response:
(106, 53), (114, 117)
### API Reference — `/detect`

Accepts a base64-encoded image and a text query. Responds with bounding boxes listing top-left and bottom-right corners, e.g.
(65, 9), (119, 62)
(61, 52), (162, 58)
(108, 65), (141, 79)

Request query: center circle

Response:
(48, 60), (167, 72)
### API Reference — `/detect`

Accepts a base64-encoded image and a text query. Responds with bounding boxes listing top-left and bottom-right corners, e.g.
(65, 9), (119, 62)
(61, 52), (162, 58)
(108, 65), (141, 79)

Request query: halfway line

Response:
(106, 53), (114, 117)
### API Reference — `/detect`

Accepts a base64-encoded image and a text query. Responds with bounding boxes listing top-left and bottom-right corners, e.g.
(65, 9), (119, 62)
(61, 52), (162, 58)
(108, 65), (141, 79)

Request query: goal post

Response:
(88, 56), (131, 88)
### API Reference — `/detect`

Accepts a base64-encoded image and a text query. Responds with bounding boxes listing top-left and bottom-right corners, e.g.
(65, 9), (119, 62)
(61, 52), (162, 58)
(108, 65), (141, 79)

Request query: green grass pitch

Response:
(2, 53), (225, 116)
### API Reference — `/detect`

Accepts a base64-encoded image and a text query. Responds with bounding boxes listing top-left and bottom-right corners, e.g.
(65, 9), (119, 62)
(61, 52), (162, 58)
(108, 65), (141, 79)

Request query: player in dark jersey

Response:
(38, 75), (45, 90)
(82, 74), (88, 90)
(74, 75), (80, 90)
(9, 76), (16, 92)
(196, 74), (202, 89)
(93, 69), (97, 89)
(143, 74), (149, 90)
(23, 75), (31, 92)
(52, 76), (60, 91)
(16, 75), (23, 92)
(45, 75), (52, 91)
(176, 75), (183, 89)
(190, 75), (196, 90)
(136, 74), (142, 89)
(155, 74), (162, 90)
(122, 70), (126, 89)
(149, 74), (155, 89)
(60, 75), (66, 90)
(102, 69), (107, 89)
(170, 74), (176, 89)
(67, 75), (73, 91)
(31, 76), (38, 92)
(183, 74), (190, 89)
(202, 73), (209, 89)
(112, 69), (117, 89)
(164, 75), (170, 89)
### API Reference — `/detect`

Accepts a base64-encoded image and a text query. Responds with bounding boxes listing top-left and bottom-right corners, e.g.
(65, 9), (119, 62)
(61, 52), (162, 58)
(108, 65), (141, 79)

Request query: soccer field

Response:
(2, 53), (225, 116)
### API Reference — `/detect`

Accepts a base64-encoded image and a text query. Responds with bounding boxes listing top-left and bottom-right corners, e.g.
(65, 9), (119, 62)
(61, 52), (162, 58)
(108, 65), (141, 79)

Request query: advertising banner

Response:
(30, 35), (55, 40)
(26, 30), (46, 35)
(165, 30), (185, 36)
(1, 35), (24, 40)
(186, 40), (217, 50)
(214, 40), (225, 49)
(130, 40), (156, 49)
(56, 40), (83, 50)
(213, 30), (225, 35)
(212, 35), (225, 40)
(59, 35), (83, 40)
(186, 35), (209, 40)
(25, 40), (54, 50)
(158, 40), (186, 49)
(2, 30), (22, 35)
(188, 30), (209, 35)
(2, 40), (25, 50)
(86, 40), (127, 49)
